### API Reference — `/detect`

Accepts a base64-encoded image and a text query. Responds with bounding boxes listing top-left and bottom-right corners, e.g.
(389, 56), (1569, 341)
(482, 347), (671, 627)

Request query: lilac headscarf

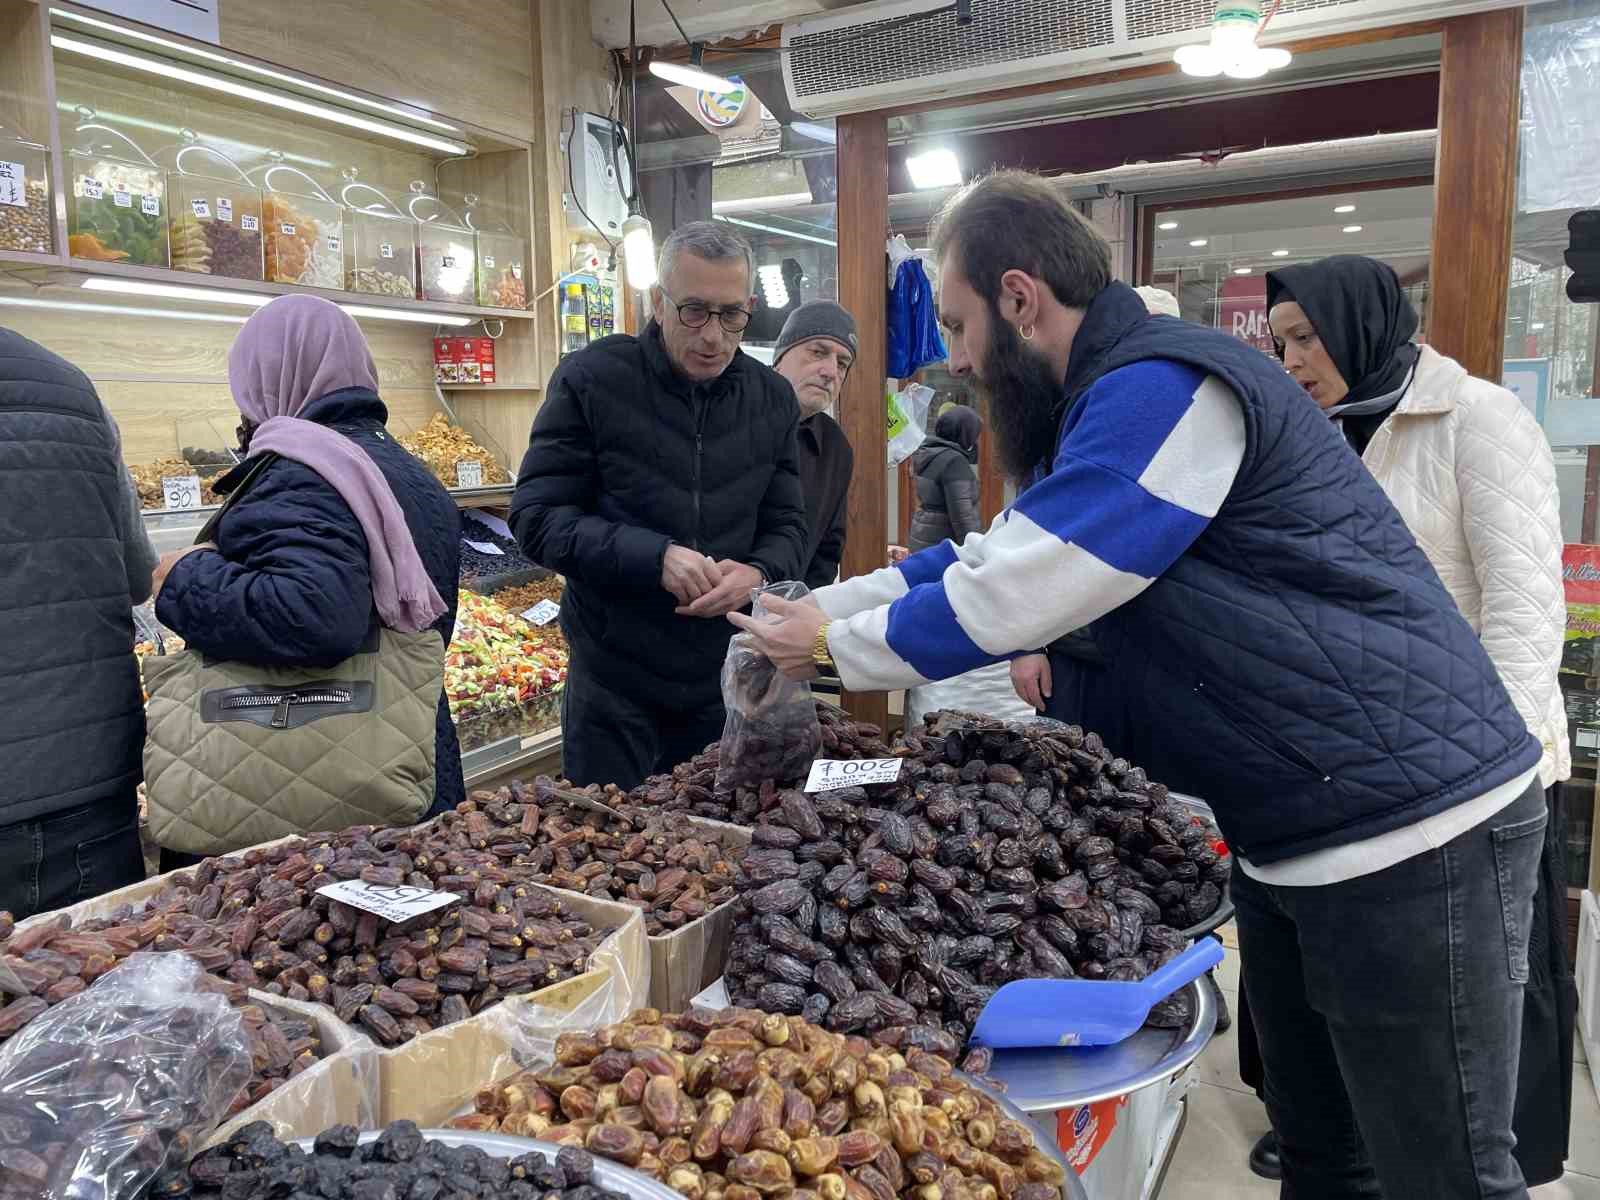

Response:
(228, 295), (447, 634)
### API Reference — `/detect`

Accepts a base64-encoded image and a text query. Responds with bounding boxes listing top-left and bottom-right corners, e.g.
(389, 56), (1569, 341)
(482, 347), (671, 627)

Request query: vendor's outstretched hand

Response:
(727, 592), (827, 680)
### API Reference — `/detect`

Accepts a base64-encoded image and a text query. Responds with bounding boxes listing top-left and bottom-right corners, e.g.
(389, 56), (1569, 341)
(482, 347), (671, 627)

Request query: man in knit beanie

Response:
(773, 301), (858, 590)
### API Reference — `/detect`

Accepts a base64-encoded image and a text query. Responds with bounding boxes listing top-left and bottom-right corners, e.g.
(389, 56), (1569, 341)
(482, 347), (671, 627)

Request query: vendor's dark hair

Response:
(931, 169), (1111, 309)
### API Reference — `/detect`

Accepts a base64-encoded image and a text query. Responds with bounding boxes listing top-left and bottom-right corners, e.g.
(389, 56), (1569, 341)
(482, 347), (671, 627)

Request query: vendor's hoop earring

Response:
(1021, 324), (1035, 341)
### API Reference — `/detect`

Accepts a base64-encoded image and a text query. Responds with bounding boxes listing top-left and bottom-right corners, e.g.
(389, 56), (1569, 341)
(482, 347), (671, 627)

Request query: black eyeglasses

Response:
(659, 288), (752, 333)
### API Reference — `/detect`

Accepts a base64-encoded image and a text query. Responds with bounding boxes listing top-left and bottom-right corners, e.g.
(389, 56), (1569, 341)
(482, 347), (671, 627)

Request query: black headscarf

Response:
(934, 404), (983, 459)
(1264, 255), (1421, 408)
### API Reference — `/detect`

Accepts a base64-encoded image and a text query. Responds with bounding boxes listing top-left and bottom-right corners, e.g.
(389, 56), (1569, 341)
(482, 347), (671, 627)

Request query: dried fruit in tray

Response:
(400, 413), (512, 489)
(129, 457), (226, 510)
(446, 591), (568, 724)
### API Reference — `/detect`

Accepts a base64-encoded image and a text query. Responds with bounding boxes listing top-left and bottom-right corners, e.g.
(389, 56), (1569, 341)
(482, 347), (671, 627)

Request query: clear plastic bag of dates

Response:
(713, 581), (823, 795)
(0, 952), (250, 1199)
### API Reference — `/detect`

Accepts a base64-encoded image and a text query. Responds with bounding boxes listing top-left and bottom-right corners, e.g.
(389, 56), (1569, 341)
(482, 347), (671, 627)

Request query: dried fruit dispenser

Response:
(0, 120), (53, 254)
(408, 180), (476, 304)
(65, 110), (167, 267)
(463, 193), (527, 309)
(340, 170), (417, 299)
(164, 134), (264, 281)
(250, 156), (345, 289)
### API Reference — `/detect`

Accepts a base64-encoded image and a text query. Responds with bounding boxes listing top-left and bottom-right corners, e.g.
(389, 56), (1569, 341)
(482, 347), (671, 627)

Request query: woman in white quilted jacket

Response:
(1256, 254), (1575, 1186)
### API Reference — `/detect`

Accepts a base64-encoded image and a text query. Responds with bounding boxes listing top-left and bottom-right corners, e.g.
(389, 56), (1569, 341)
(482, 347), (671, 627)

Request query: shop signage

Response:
(697, 77), (749, 128)
(1561, 544), (1600, 678)
(78, 0), (220, 44)
(805, 757), (904, 791)
(315, 879), (460, 924)
(1501, 358), (1551, 424)
(1216, 275), (1275, 357)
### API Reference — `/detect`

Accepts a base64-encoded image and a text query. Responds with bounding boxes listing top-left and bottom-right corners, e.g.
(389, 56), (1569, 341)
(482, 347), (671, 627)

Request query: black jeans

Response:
(559, 661), (726, 792)
(0, 794), (145, 920)
(1232, 779), (1546, 1199)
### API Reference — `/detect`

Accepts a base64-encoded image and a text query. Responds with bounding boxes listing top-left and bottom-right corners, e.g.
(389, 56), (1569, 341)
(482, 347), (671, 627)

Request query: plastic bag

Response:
(0, 953), (250, 1199)
(887, 382), (935, 467)
(887, 256), (947, 378)
(714, 582), (823, 794)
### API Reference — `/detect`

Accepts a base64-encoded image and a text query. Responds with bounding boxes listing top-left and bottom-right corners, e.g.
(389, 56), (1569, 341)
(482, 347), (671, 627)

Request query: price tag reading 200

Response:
(804, 757), (904, 792)
(315, 878), (461, 924)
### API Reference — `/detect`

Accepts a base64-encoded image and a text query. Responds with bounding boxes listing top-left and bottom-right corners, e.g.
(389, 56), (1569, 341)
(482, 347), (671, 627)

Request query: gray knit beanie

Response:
(774, 301), (859, 366)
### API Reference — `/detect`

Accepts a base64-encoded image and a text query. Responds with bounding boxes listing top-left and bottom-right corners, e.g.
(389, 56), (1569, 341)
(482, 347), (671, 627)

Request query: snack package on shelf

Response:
(400, 413), (512, 490)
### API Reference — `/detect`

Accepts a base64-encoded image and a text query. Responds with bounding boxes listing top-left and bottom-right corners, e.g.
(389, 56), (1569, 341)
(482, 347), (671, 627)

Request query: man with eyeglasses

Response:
(510, 221), (807, 791)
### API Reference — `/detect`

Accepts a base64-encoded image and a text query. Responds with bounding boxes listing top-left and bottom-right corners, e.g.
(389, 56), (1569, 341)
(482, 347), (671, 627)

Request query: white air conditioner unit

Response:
(782, 0), (1529, 118)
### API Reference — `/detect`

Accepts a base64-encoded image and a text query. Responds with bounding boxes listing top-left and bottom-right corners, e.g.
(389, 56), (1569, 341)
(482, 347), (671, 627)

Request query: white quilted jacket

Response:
(1359, 345), (1569, 786)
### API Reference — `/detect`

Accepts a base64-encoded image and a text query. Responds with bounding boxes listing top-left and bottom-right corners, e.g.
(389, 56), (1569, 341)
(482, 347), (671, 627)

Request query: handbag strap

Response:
(196, 452), (278, 545)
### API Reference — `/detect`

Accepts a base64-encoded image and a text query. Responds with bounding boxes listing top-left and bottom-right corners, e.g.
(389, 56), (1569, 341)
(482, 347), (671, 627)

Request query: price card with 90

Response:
(315, 878), (461, 925)
(162, 475), (203, 511)
(804, 756), (904, 792)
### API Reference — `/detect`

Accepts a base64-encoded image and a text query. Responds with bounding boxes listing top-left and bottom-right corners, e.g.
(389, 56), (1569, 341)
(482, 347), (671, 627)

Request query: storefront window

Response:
(1148, 183), (1434, 357)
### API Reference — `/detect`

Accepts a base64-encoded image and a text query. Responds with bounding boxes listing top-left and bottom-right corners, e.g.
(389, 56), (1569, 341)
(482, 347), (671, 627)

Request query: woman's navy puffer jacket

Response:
(156, 387), (464, 813)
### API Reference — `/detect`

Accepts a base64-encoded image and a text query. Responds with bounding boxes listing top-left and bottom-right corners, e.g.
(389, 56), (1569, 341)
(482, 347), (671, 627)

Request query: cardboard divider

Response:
(644, 816), (750, 1012)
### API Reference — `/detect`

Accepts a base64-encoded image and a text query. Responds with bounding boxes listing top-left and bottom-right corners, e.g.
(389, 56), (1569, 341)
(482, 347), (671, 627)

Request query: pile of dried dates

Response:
(0, 821), (619, 1049)
(161, 1119), (622, 1200)
(444, 779), (744, 935)
(631, 705), (892, 824)
(449, 1004), (1066, 1200)
(724, 713), (1231, 1044)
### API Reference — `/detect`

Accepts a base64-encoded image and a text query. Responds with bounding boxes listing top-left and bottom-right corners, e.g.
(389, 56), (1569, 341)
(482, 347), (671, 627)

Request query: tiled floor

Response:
(1160, 936), (1600, 1198)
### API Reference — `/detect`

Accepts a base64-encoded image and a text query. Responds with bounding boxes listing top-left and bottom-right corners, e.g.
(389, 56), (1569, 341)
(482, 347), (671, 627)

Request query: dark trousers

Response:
(1236, 781), (1578, 1188)
(1232, 780), (1545, 1199)
(0, 793), (145, 920)
(559, 662), (726, 792)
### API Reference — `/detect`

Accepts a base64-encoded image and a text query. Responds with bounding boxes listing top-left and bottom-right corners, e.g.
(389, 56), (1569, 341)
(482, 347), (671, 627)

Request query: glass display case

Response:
(340, 170), (417, 298)
(445, 589), (566, 756)
(0, 121), (53, 254)
(408, 180), (476, 304)
(165, 136), (264, 281)
(463, 193), (527, 309)
(251, 156), (345, 289)
(65, 110), (167, 267)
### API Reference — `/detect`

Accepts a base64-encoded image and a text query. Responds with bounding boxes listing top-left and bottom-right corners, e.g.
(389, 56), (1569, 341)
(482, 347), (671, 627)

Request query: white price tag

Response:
(82, 177), (105, 200)
(141, 194), (161, 216)
(380, 241), (394, 259)
(0, 161), (23, 207)
(113, 187), (132, 208)
(442, 254), (456, 268)
(805, 757), (904, 792)
(315, 878), (460, 924)
(326, 233), (342, 254)
(190, 198), (211, 219)
(455, 460), (483, 488)
(240, 214), (259, 232)
(483, 255), (496, 269)
(162, 475), (203, 510)
(280, 222), (297, 236)
(1580, 728), (1599, 750)
(463, 538), (504, 557)
(512, 264), (523, 280)
(217, 197), (233, 222)
(523, 600), (560, 626)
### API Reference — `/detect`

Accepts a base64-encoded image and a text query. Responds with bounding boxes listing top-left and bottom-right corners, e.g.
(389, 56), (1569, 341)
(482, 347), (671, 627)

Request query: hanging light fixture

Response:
(647, 0), (738, 95)
(622, 212), (658, 290)
(1174, 1), (1292, 80)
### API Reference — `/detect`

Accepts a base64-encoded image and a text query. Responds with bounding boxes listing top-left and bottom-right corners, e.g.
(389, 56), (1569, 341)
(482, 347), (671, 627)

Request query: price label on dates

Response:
(162, 475), (203, 510)
(805, 757), (904, 792)
(455, 460), (483, 488)
(316, 878), (460, 925)
(141, 194), (161, 216)
(522, 599), (560, 626)
(463, 538), (503, 556)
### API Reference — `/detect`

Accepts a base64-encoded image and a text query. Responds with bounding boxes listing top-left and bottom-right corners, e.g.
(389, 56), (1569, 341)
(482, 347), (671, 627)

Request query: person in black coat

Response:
(771, 301), (857, 591)
(154, 297), (462, 870)
(906, 404), (983, 553)
(511, 222), (807, 791)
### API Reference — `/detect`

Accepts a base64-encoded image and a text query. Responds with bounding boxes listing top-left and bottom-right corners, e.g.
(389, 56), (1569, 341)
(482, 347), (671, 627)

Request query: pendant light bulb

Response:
(622, 212), (658, 291)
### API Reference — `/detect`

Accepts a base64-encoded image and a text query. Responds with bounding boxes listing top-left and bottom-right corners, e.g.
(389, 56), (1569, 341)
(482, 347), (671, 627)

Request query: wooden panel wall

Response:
(837, 112), (889, 730)
(1428, 8), (1523, 381)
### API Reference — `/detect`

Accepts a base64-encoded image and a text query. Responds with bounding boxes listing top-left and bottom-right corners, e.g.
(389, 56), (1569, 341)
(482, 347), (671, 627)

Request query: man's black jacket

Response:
(511, 322), (806, 707)
(797, 412), (853, 591)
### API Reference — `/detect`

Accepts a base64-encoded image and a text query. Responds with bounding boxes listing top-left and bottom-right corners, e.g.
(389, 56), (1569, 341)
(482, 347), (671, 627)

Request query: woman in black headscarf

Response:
(1240, 255), (1575, 1187)
(906, 404), (984, 553)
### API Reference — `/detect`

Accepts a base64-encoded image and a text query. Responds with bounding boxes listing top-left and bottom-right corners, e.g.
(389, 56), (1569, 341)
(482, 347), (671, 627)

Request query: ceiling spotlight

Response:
(906, 148), (962, 190)
(1271, 249), (1290, 257)
(1342, 225), (1363, 233)
(1334, 204), (1357, 214)
(1158, 221), (1180, 231)
(1174, 1), (1292, 79)
(1189, 238), (1209, 247)
(1234, 267), (1252, 275)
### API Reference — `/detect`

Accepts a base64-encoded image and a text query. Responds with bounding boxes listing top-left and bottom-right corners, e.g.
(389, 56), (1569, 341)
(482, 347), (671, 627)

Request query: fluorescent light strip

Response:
(714, 215), (837, 248)
(51, 34), (472, 156)
(88, 277), (476, 325)
(0, 296), (246, 323)
(55, 100), (334, 170)
(49, 8), (461, 132)
(340, 305), (474, 327)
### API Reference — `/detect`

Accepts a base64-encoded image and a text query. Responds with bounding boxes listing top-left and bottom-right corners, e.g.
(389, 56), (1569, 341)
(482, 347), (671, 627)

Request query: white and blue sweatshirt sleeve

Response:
(814, 361), (1246, 692)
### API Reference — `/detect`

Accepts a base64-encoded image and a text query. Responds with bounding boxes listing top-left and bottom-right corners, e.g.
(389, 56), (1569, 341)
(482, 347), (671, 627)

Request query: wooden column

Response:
(837, 112), (890, 731)
(1428, 8), (1523, 381)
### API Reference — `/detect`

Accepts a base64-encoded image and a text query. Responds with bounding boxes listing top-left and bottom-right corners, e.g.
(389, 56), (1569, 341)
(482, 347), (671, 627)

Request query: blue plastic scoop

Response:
(968, 937), (1225, 1048)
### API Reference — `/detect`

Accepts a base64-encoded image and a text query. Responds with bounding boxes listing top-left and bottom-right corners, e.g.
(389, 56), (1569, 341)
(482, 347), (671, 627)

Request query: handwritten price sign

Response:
(162, 475), (203, 510)
(316, 878), (461, 924)
(804, 757), (904, 792)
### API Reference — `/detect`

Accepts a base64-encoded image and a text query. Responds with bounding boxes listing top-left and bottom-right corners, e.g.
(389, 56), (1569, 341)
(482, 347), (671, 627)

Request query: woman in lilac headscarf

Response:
(153, 296), (463, 865)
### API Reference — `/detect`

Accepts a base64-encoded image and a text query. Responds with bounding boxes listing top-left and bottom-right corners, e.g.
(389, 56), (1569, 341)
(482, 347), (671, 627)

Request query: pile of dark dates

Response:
(158, 1119), (622, 1200)
(631, 704), (893, 825)
(725, 713), (1231, 1046)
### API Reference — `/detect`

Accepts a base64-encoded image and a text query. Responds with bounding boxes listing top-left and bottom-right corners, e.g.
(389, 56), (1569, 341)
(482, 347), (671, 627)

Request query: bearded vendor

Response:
(729, 168), (1547, 1200)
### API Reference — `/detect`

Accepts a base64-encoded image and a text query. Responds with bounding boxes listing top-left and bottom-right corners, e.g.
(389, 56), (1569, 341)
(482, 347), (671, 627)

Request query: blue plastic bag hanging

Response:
(887, 256), (946, 378)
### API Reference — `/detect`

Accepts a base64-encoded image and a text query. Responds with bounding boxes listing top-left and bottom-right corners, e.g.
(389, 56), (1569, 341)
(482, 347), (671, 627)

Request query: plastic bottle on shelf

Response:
(561, 283), (588, 355)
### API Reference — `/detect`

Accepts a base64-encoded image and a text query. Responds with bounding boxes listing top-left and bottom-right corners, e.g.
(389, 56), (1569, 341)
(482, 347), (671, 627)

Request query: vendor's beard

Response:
(976, 313), (1063, 481)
